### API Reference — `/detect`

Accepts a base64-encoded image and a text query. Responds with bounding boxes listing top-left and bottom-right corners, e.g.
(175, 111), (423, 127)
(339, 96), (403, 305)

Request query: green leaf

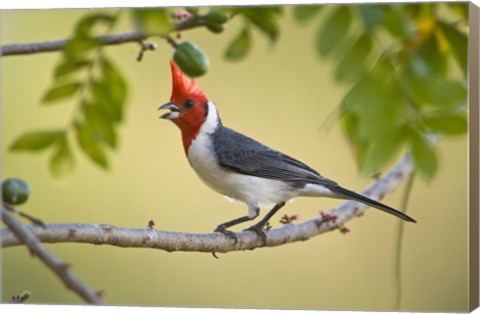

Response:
(360, 127), (406, 176)
(49, 135), (75, 178)
(340, 109), (357, 140)
(63, 37), (100, 59)
(42, 82), (81, 103)
(133, 9), (171, 36)
(439, 21), (468, 76)
(335, 34), (373, 82)
(75, 121), (109, 169)
(340, 64), (410, 176)
(358, 4), (387, 32)
(10, 130), (63, 152)
(409, 78), (467, 109)
(293, 5), (323, 22)
(83, 103), (117, 148)
(343, 58), (391, 112)
(224, 28), (251, 61)
(343, 59), (409, 156)
(341, 111), (370, 172)
(383, 5), (414, 39)
(101, 58), (128, 109)
(91, 80), (122, 122)
(423, 112), (468, 136)
(75, 13), (116, 36)
(415, 33), (448, 78)
(315, 6), (352, 57)
(54, 59), (91, 78)
(238, 7), (282, 43)
(355, 98), (407, 144)
(412, 134), (438, 179)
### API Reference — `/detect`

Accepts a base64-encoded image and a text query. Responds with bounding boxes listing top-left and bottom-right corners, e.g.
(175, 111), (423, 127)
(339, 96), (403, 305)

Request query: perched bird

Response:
(159, 61), (416, 243)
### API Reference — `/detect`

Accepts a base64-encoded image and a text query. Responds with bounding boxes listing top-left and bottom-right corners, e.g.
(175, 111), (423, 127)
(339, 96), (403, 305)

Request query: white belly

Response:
(187, 132), (297, 208)
(185, 101), (337, 210)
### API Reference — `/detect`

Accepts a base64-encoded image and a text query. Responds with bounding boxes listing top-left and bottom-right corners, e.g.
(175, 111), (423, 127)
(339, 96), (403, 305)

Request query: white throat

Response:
(201, 100), (220, 135)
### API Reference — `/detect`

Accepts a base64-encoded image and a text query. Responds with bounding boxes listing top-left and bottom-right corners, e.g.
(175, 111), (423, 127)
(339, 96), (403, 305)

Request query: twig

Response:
(3, 203), (45, 227)
(394, 172), (416, 309)
(1, 31), (146, 57)
(1, 155), (415, 253)
(0, 15), (208, 57)
(1, 206), (104, 305)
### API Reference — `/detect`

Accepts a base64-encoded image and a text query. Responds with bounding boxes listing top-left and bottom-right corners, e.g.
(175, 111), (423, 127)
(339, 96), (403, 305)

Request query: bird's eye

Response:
(184, 99), (195, 109)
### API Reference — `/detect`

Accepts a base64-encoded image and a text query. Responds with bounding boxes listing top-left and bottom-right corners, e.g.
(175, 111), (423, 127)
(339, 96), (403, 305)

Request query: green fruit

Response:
(205, 9), (230, 24)
(2, 178), (31, 205)
(206, 22), (225, 34)
(173, 42), (209, 77)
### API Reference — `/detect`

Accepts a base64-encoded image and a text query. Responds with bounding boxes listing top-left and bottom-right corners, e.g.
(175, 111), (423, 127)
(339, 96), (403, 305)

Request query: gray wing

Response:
(212, 127), (338, 186)
(211, 127), (417, 222)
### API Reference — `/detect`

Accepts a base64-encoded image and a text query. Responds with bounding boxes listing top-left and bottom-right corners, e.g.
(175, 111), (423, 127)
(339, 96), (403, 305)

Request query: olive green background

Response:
(1, 7), (469, 311)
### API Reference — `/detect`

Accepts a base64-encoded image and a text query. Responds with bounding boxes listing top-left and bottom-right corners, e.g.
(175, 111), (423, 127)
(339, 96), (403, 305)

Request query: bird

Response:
(159, 60), (416, 244)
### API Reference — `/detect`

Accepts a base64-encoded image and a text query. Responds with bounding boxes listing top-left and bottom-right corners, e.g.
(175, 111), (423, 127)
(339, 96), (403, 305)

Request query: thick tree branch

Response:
(1, 155), (414, 253)
(0, 15), (208, 57)
(1, 206), (104, 305)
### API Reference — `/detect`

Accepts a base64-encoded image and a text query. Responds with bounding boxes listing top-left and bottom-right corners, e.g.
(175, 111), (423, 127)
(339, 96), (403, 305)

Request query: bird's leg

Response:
(214, 206), (259, 244)
(244, 202), (286, 245)
(214, 216), (252, 244)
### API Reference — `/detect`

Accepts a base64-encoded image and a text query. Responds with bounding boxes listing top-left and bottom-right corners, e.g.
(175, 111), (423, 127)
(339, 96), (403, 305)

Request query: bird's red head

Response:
(159, 60), (209, 152)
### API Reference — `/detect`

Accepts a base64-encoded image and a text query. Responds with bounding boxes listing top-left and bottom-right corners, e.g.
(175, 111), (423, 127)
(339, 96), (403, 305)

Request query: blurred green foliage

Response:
(10, 12), (127, 177)
(295, 3), (468, 179)
(133, 9), (171, 36)
(224, 28), (251, 61)
(8, 4), (468, 180)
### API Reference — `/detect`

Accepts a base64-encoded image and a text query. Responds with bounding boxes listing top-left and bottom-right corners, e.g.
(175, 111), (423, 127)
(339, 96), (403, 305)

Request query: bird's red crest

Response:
(170, 60), (208, 104)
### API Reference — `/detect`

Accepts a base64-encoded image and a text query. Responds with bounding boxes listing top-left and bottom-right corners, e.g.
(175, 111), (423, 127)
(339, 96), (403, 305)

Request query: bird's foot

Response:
(214, 226), (238, 245)
(244, 224), (267, 246)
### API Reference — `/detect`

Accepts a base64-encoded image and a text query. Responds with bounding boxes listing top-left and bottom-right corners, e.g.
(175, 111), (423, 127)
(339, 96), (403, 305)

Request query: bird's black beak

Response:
(158, 102), (180, 120)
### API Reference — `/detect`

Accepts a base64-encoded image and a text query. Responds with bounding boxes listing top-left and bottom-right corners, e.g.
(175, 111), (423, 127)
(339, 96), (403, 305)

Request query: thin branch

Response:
(1, 206), (104, 305)
(1, 155), (415, 253)
(3, 203), (45, 227)
(1, 31), (145, 57)
(394, 172), (416, 309)
(0, 15), (208, 57)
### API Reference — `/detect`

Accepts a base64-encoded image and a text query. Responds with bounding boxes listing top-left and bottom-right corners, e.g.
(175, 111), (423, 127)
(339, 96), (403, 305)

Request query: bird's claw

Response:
(244, 224), (267, 246)
(214, 226), (238, 245)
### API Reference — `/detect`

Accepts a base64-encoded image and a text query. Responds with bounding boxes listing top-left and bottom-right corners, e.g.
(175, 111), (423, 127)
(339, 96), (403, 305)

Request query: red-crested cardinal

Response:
(159, 61), (416, 243)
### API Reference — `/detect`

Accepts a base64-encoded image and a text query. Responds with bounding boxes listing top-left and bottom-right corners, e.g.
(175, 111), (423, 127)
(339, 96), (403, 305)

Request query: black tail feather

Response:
(328, 185), (416, 223)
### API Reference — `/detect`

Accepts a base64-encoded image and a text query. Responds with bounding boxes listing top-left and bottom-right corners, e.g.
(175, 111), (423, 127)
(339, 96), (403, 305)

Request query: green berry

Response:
(2, 178), (31, 205)
(206, 22), (225, 34)
(173, 42), (209, 77)
(205, 9), (230, 24)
